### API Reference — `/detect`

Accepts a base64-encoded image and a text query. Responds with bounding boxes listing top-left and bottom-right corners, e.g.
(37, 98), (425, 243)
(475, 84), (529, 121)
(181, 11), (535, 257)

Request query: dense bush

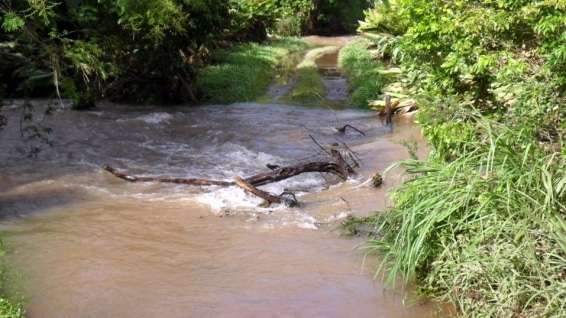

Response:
(308, 0), (370, 35)
(338, 39), (387, 107)
(0, 0), (232, 106)
(356, 1), (565, 317)
(0, 0), (372, 107)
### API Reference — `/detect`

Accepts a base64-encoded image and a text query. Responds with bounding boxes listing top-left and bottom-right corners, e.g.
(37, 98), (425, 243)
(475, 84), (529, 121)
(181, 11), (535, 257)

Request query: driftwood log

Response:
(104, 160), (349, 188)
(103, 136), (360, 206)
(102, 165), (232, 186)
(233, 176), (300, 207)
(234, 177), (282, 204)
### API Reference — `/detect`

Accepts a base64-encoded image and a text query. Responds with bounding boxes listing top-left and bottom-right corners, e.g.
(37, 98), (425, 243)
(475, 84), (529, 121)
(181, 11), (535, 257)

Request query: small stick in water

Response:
(336, 124), (366, 136)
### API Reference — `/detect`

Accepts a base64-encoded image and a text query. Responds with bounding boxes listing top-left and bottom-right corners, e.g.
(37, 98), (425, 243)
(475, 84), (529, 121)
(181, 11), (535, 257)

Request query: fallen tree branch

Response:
(102, 165), (232, 186)
(104, 160), (349, 188)
(309, 134), (331, 156)
(330, 149), (355, 176)
(245, 161), (348, 186)
(233, 177), (299, 207)
(103, 138), (356, 209)
(336, 124), (366, 136)
(234, 176), (282, 205)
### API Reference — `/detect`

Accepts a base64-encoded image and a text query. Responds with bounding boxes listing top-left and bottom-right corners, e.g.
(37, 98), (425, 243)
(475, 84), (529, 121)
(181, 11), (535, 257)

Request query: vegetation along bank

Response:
(344, 1), (565, 317)
(0, 0), (370, 108)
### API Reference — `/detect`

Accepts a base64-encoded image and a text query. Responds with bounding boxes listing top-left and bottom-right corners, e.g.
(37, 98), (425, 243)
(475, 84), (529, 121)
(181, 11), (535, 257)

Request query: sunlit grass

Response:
(195, 38), (311, 104)
(0, 240), (23, 318)
(363, 120), (566, 317)
(338, 38), (387, 108)
(281, 46), (336, 104)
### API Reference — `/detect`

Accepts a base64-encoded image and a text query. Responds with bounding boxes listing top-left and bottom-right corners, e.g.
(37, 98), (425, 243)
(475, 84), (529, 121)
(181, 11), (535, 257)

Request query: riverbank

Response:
(344, 2), (565, 317)
(195, 36), (357, 107)
(195, 38), (311, 104)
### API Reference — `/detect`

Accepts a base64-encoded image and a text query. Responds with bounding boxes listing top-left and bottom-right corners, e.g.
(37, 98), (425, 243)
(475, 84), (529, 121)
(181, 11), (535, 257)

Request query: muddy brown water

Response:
(0, 101), (433, 318)
(0, 39), (438, 317)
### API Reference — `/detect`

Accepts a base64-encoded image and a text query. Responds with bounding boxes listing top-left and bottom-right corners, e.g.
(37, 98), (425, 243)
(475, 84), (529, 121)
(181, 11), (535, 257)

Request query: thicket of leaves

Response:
(0, 0), (369, 107)
(358, 1), (565, 317)
(0, 0), (232, 105)
(359, 0), (565, 149)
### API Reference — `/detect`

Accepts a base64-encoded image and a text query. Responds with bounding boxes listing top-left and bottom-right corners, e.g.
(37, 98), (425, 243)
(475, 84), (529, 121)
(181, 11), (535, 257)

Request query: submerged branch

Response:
(103, 157), (350, 189)
(102, 165), (232, 186)
(336, 124), (366, 136)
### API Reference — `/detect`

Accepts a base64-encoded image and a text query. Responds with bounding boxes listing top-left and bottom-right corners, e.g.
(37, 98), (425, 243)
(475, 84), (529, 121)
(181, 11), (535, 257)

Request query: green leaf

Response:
(1, 11), (25, 32)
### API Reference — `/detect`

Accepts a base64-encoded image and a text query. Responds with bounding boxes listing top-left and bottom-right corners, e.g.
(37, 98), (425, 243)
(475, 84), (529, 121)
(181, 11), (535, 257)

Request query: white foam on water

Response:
(325, 211), (351, 223)
(290, 212), (319, 230)
(117, 112), (174, 125)
(137, 112), (174, 124)
(196, 186), (264, 213)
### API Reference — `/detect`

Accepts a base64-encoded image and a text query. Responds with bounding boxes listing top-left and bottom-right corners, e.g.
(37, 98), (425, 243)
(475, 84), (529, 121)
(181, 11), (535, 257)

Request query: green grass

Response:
(338, 38), (388, 108)
(0, 298), (22, 318)
(282, 46), (336, 104)
(352, 119), (566, 317)
(195, 38), (310, 104)
(0, 240), (23, 318)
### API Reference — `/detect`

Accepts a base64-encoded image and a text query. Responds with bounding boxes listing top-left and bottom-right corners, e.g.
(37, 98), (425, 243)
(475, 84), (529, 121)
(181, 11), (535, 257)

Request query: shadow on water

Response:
(0, 188), (82, 220)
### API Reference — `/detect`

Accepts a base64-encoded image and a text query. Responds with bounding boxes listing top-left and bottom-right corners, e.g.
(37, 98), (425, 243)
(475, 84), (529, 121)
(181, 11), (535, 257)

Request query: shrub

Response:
(338, 39), (387, 107)
(357, 1), (566, 317)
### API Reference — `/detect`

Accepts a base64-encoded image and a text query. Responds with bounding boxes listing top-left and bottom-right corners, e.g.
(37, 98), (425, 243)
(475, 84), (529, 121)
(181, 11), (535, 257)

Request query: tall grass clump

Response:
(195, 38), (310, 104)
(372, 119), (565, 317)
(353, 1), (566, 316)
(338, 39), (387, 108)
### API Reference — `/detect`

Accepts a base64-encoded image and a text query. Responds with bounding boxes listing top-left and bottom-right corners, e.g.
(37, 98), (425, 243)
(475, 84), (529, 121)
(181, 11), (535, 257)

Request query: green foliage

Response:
(358, 1), (566, 317)
(113, 0), (187, 40)
(272, 0), (314, 36)
(284, 67), (323, 104)
(0, 298), (22, 318)
(0, 240), (23, 318)
(1, 11), (24, 32)
(0, 0), (232, 105)
(372, 123), (565, 317)
(1, 0), (370, 105)
(361, 0), (566, 107)
(359, 0), (406, 35)
(338, 39), (387, 107)
(281, 46), (333, 104)
(311, 0), (370, 35)
(196, 38), (310, 104)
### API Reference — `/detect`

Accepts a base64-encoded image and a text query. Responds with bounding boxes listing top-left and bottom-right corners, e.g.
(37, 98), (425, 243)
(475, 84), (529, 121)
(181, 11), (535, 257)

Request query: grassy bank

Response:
(0, 241), (23, 318)
(337, 39), (388, 108)
(195, 38), (310, 104)
(281, 46), (336, 104)
(344, 1), (565, 317)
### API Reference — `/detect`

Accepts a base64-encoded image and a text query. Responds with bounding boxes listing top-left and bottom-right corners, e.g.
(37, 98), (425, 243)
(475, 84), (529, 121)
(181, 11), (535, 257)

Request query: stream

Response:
(0, 40), (437, 318)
